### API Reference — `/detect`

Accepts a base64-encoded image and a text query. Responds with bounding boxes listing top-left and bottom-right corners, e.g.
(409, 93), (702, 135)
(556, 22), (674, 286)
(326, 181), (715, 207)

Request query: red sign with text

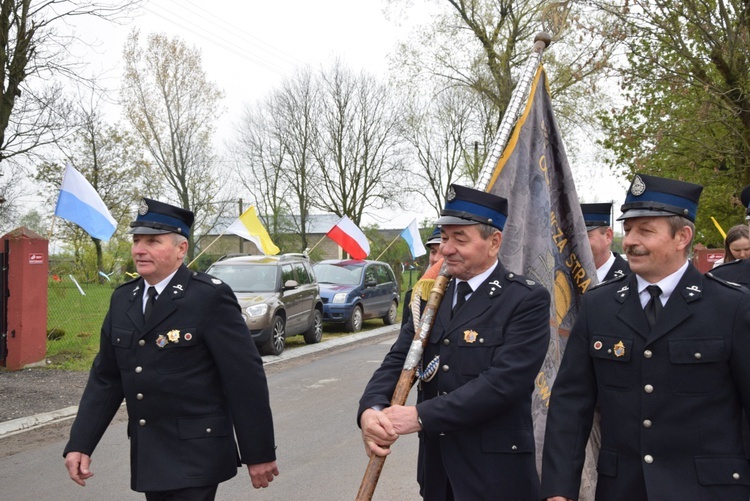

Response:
(29, 253), (44, 265)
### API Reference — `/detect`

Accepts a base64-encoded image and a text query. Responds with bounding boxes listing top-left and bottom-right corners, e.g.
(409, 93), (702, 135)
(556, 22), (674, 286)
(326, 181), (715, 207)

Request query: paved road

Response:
(0, 333), (421, 500)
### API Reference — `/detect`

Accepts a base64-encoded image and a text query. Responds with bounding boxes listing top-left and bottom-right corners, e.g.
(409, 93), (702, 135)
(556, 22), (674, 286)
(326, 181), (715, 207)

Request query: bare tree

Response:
(235, 100), (294, 245)
(275, 67), (320, 251)
(402, 85), (489, 216)
(389, 0), (618, 164)
(121, 29), (226, 260)
(0, 0), (141, 226)
(312, 61), (405, 225)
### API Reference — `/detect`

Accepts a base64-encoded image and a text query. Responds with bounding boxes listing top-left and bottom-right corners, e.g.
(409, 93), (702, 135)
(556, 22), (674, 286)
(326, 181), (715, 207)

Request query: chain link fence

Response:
(46, 276), (119, 369)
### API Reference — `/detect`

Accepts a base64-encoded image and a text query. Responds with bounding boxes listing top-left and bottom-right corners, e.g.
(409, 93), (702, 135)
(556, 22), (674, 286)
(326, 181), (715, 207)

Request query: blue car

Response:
(313, 259), (399, 332)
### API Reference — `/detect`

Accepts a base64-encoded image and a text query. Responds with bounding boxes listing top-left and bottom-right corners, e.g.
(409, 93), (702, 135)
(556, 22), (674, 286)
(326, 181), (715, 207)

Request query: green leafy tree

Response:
(595, 0), (750, 246)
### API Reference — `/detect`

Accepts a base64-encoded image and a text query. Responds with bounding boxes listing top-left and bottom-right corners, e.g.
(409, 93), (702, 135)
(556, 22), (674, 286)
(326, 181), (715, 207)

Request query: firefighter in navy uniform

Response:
(64, 199), (278, 501)
(712, 184), (750, 286)
(359, 184), (551, 500)
(541, 175), (750, 501)
(581, 202), (630, 282)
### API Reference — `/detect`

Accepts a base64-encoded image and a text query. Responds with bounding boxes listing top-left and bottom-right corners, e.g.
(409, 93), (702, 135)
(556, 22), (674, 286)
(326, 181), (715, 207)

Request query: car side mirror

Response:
(283, 280), (299, 290)
(364, 279), (377, 288)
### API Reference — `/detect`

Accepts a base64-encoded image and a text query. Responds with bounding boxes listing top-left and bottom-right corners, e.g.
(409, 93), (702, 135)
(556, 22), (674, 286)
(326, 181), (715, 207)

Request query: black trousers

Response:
(144, 484), (218, 501)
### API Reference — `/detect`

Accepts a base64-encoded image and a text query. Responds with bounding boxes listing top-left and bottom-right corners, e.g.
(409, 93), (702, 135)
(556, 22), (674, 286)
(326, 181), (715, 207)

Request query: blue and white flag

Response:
(400, 218), (427, 259)
(54, 164), (117, 241)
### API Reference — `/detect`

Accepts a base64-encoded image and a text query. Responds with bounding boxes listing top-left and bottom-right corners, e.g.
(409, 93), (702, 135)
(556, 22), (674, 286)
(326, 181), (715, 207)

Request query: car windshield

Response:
(208, 264), (277, 292)
(313, 263), (363, 285)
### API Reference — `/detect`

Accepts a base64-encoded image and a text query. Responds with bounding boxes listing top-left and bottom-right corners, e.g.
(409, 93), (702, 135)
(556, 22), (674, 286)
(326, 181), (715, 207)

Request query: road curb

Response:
(0, 325), (400, 438)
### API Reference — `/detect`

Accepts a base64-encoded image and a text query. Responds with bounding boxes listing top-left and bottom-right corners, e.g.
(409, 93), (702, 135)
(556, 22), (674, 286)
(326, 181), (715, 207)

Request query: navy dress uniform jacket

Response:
(602, 252), (630, 282)
(541, 264), (750, 501)
(64, 265), (276, 492)
(359, 263), (550, 500)
(711, 258), (750, 286)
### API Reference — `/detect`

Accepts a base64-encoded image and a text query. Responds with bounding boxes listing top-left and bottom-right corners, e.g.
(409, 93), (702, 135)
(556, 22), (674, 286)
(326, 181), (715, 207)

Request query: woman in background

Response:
(713, 224), (750, 267)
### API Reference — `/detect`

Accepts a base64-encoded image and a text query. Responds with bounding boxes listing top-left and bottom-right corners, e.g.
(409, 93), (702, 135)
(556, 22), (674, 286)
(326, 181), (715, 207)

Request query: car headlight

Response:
(246, 304), (269, 317)
(332, 292), (349, 304)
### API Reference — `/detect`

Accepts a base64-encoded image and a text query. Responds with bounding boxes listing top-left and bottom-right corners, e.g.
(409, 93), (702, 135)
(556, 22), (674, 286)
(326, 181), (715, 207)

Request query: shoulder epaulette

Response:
(590, 272), (628, 290)
(191, 270), (224, 287)
(115, 275), (140, 290)
(705, 271), (745, 290)
(506, 271), (541, 289)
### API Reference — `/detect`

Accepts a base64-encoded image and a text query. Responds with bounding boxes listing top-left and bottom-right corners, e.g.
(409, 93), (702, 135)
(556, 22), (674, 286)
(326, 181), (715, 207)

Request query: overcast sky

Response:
(47, 0), (625, 231)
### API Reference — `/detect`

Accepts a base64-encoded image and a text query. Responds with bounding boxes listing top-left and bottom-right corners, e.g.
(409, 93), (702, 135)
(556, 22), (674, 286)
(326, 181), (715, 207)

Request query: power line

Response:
(142, 1), (294, 77)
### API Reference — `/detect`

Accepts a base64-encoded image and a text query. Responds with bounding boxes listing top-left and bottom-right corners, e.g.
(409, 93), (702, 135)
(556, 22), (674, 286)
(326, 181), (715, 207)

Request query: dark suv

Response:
(206, 253), (323, 356)
(313, 259), (399, 332)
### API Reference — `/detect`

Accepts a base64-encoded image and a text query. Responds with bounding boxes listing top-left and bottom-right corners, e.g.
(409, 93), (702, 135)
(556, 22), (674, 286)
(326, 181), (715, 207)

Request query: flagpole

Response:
(476, 32), (552, 192)
(306, 236), (326, 255)
(186, 230), (228, 268)
(374, 233), (401, 261)
(48, 215), (57, 241)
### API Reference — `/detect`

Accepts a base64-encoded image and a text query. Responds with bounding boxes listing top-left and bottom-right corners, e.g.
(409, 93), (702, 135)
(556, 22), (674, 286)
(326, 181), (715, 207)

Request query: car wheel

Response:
(345, 305), (363, 333)
(303, 309), (323, 344)
(383, 300), (398, 325)
(260, 315), (286, 356)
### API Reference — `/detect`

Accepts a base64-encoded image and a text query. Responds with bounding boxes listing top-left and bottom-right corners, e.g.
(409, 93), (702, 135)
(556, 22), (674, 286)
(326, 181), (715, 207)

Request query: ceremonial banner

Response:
(487, 66), (599, 499)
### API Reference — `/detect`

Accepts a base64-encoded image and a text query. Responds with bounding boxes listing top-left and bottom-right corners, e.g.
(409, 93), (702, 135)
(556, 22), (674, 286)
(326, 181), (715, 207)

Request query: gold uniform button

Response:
(644, 455), (654, 464)
(733, 472), (740, 480)
(136, 393), (144, 400)
(139, 419), (146, 426)
(443, 339), (450, 346)
(644, 350), (653, 358)
(644, 384), (654, 393)
(138, 339), (146, 346)
(135, 366), (143, 374)
(479, 338), (484, 344)
(511, 445), (517, 450)
(643, 420), (652, 428)
(694, 352), (702, 360)
(442, 365), (450, 372)
(206, 428), (212, 434)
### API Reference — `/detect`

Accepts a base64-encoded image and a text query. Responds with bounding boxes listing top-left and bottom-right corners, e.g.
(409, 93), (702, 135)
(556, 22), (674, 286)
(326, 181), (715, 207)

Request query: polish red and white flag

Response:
(326, 215), (370, 259)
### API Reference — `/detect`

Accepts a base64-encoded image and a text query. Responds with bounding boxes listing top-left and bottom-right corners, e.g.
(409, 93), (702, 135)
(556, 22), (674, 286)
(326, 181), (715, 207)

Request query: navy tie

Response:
(452, 281), (472, 317)
(644, 285), (662, 328)
(144, 286), (157, 322)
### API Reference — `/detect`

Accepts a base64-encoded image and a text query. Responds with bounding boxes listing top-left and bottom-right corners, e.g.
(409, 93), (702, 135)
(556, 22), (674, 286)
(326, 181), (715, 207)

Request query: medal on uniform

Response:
(156, 335), (168, 348)
(593, 340), (603, 350)
(463, 330), (478, 343)
(167, 329), (180, 343)
(613, 341), (625, 357)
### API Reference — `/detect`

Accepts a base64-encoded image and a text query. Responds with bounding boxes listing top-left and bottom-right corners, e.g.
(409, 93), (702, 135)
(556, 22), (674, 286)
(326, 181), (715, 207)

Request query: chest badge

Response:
(613, 340), (626, 357)
(157, 329), (181, 348)
(593, 340), (603, 350)
(463, 330), (478, 343)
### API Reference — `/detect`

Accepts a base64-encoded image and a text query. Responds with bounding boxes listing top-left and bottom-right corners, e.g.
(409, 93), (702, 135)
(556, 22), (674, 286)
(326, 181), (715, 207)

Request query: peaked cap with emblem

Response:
(581, 202), (612, 231)
(617, 174), (703, 222)
(436, 184), (508, 231)
(128, 198), (195, 238)
(425, 227), (442, 247)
